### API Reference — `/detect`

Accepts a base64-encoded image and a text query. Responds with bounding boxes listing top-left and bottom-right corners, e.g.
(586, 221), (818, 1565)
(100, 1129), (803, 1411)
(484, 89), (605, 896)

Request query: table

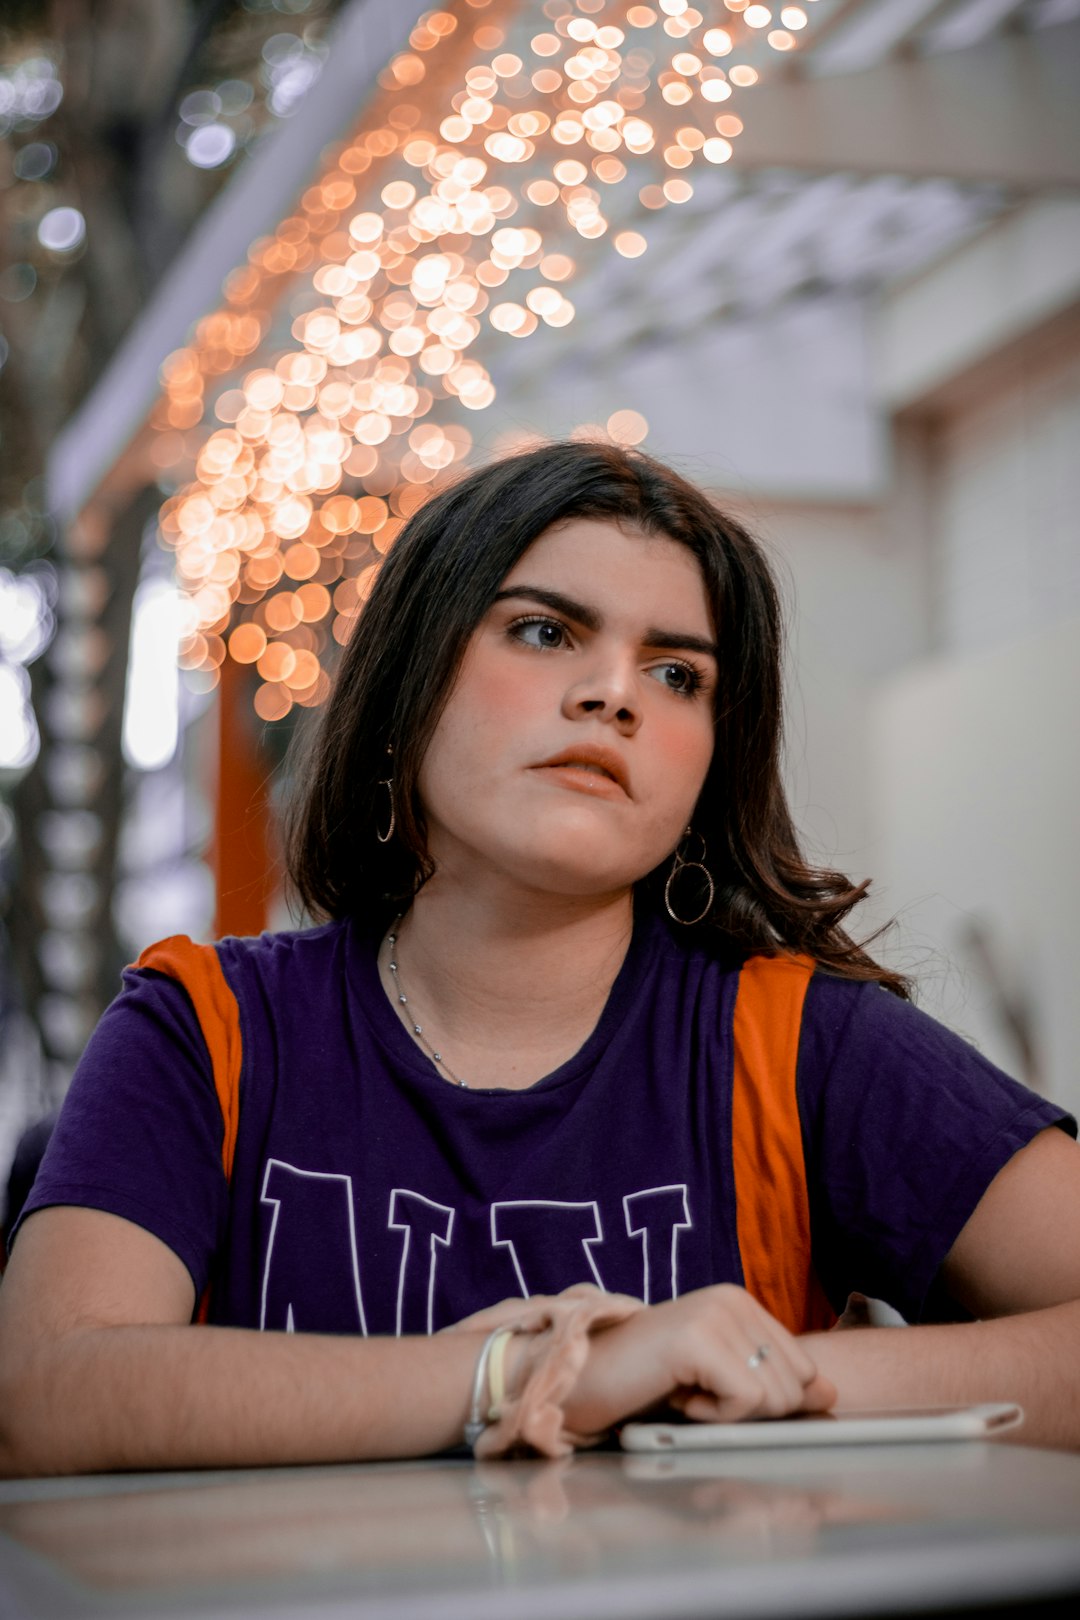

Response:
(1, 1441), (1079, 1620)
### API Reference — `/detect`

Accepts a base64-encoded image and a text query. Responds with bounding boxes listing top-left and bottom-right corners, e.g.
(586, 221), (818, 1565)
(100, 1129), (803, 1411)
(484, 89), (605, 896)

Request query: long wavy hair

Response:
(286, 440), (907, 996)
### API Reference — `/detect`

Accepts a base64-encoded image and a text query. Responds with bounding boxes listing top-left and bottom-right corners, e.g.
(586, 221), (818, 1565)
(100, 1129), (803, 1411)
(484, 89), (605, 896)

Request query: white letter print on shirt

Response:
(259, 1159), (367, 1335)
(389, 1189), (455, 1336)
(624, 1185), (692, 1303)
(491, 1200), (606, 1297)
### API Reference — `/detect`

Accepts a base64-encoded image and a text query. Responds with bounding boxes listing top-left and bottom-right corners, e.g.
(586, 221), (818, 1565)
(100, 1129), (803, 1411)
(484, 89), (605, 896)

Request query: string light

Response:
(155, 0), (811, 717)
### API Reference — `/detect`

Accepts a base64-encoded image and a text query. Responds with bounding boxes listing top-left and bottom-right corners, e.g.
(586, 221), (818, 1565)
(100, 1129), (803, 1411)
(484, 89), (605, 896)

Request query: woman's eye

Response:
(650, 661), (703, 697)
(511, 616), (568, 650)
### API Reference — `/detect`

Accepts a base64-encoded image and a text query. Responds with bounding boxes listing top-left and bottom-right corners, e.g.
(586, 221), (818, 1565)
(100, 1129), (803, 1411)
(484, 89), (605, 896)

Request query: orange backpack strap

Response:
(135, 936), (242, 1186)
(731, 954), (837, 1335)
(135, 936), (242, 1324)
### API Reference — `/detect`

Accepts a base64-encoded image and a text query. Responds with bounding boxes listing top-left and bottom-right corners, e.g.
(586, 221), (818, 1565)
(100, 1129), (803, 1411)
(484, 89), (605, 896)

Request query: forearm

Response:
(0, 1322), (487, 1477)
(803, 1299), (1080, 1451)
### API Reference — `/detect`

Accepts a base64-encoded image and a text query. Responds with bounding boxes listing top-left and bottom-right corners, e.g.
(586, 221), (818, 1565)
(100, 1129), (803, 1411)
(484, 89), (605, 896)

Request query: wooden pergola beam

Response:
(733, 19), (1080, 189)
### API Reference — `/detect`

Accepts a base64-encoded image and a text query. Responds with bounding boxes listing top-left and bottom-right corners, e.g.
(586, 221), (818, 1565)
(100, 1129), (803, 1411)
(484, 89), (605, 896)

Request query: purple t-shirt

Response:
(18, 910), (1073, 1331)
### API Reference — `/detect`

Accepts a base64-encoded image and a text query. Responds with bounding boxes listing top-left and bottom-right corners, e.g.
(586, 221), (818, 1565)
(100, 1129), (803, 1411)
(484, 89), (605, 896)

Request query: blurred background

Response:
(2, 0), (1078, 1185)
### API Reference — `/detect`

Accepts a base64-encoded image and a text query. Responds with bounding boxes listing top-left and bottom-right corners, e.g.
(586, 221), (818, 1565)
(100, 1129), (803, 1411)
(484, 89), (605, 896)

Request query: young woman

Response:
(1, 441), (1078, 1475)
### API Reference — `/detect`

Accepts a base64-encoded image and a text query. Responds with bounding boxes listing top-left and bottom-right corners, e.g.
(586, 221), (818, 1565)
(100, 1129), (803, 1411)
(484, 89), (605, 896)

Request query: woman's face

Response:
(416, 518), (718, 900)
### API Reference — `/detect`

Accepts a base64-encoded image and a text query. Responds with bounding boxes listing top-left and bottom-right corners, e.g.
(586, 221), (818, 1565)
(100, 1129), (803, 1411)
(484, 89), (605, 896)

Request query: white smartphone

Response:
(619, 1403), (1024, 1451)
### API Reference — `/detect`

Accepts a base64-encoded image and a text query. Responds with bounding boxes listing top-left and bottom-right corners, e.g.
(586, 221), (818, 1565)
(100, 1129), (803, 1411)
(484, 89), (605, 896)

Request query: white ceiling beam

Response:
(487, 293), (889, 503)
(921, 0), (1028, 53)
(46, 0), (431, 526)
(872, 198), (1080, 410)
(491, 191), (764, 385)
(732, 19), (1080, 187)
(804, 0), (952, 75)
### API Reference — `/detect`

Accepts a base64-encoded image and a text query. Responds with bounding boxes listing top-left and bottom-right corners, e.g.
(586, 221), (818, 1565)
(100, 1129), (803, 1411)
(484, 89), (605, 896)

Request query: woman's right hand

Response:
(562, 1284), (836, 1437)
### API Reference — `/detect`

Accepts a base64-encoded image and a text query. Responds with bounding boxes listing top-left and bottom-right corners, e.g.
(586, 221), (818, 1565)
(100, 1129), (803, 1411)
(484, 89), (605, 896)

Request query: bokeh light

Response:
(153, 0), (810, 716)
(13, 141), (57, 181)
(122, 581), (183, 771)
(37, 206), (86, 252)
(0, 664), (39, 771)
(607, 408), (649, 445)
(0, 568), (53, 665)
(186, 124), (238, 169)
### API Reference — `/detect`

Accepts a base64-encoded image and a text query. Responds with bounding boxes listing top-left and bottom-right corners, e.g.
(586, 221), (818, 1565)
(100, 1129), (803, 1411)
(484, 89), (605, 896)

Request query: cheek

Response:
(455, 647), (554, 744)
(479, 652), (549, 717)
(425, 646), (548, 774)
(651, 709), (714, 798)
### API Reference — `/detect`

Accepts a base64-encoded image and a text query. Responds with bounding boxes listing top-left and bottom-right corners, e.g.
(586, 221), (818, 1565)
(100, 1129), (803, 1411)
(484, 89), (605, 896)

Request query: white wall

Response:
(869, 616), (1080, 1113)
(867, 333), (1080, 1113)
(932, 343), (1080, 658)
(732, 321), (1080, 1116)
(744, 477), (929, 881)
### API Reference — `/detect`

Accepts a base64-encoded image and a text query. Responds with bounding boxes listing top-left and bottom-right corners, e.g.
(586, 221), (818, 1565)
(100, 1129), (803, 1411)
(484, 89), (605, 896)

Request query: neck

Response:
(384, 878), (635, 1090)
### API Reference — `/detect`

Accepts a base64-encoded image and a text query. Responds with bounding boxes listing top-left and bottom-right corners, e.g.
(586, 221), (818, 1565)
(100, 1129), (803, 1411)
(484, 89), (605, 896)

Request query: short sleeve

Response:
(798, 975), (1077, 1324)
(10, 967), (230, 1297)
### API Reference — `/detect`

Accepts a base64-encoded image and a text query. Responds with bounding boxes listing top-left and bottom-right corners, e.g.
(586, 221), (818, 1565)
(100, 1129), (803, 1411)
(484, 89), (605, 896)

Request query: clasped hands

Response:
(557, 1283), (837, 1437)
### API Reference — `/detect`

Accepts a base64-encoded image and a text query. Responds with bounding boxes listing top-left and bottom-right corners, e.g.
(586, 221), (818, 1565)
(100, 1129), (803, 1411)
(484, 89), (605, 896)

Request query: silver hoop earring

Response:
(664, 828), (715, 926)
(376, 776), (395, 844)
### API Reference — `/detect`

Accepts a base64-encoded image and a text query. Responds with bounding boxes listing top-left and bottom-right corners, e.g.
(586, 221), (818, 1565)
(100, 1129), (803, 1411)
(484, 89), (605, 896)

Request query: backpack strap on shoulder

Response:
(134, 936), (242, 1325)
(135, 936), (242, 1185)
(731, 953), (837, 1334)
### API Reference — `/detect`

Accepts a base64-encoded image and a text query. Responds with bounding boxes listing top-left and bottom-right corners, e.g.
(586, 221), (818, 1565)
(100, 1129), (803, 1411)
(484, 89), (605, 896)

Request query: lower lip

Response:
(533, 764), (628, 800)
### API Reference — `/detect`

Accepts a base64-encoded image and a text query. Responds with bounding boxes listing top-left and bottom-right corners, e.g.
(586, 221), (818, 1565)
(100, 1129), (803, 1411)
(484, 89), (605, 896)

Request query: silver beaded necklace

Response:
(386, 923), (470, 1089)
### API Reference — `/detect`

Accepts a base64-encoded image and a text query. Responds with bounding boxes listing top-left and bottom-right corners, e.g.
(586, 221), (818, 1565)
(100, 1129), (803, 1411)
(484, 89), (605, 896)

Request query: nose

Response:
(561, 652), (642, 735)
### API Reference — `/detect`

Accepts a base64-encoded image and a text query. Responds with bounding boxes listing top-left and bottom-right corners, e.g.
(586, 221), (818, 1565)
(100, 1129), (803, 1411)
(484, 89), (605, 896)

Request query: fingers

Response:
(740, 1291), (834, 1412)
(570, 1286), (834, 1434)
(666, 1286), (831, 1423)
(674, 1366), (836, 1425)
(743, 1341), (806, 1418)
(744, 1308), (818, 1386)
(674, 1388), (764, 1424)
(713, 1298), (809, 1418)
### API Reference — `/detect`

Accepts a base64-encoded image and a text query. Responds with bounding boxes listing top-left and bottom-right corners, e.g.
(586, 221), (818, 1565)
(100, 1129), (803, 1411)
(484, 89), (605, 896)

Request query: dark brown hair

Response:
(286, 440), (907, 995)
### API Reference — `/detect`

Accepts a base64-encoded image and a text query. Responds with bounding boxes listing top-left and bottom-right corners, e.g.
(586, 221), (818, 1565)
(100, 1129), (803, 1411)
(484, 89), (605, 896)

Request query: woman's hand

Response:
(562, 1284), (836, 1437)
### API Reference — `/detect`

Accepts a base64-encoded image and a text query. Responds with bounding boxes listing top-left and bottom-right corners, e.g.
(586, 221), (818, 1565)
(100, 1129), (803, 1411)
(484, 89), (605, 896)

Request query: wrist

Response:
(466, 1288), (647, 1458)
(464, 1326), (519, 1451)
(562, 1321), (621, 1437)
(505, 1331), (539, 1404)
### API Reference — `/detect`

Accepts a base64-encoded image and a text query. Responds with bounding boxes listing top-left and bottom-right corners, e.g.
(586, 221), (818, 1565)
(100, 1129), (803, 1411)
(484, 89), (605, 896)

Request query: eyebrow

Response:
(490, 585), (719, 661)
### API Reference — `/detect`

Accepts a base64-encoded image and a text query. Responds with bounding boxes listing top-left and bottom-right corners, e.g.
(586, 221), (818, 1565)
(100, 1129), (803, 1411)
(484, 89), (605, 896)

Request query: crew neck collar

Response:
(349, 904), (665, 1098)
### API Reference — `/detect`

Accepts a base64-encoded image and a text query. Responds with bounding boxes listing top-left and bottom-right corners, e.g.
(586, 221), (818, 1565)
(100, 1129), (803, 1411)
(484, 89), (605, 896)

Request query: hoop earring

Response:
(376, 776), (395, 844)
(664, 828), (715, 926)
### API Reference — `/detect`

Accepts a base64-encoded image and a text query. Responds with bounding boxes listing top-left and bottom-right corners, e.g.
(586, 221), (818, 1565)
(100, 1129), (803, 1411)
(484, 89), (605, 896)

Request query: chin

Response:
(507, 842), (657, 900)
(430, 807), (675, 899)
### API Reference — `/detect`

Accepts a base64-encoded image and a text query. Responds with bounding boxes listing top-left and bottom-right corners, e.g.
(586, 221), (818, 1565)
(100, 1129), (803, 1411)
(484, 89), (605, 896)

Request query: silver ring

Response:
(747, 1344), (770, 1371)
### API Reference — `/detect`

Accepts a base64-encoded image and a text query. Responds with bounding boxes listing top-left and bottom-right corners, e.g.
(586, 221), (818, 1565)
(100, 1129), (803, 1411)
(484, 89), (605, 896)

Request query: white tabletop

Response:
(1, 1441), (1079, 1619)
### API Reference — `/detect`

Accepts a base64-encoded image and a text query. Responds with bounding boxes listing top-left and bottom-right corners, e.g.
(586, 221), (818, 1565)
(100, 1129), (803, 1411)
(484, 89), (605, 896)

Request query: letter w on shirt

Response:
(491, 1200), (606, 1296)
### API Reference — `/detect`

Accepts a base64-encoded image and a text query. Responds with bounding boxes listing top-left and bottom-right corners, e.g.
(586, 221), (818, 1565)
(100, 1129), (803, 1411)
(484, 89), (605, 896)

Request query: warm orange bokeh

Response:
(155, 0), (808, 718)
